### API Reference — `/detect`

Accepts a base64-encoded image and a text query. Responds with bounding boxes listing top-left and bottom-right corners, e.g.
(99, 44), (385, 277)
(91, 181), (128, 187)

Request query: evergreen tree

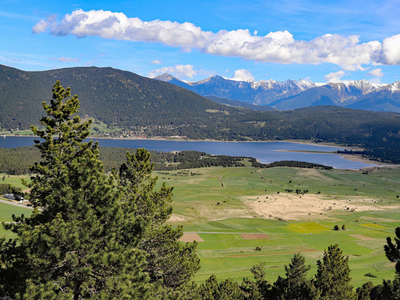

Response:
(314, 244), (357, 300)
(370, 284), (384, 300)
(377, 278), (400, 300)
(118, 149), (200, 297)
(240, 262), (271, 299)
(384, 227), (400, 274)
(356, 281), (373, 300)
(379, 227), (400, 299)
(199, 275), (244, 300)
(272, 253), (314, 300)
(0, 81), (186, 299)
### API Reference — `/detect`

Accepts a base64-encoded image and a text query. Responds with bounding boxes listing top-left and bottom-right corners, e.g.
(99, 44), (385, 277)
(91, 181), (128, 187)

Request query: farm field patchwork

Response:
(1, 166), (400, 288)
(158, 166), (400, 287)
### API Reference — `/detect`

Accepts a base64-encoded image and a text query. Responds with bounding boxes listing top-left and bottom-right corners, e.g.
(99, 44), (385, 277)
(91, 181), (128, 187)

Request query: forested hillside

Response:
(0, 64), (223, 129)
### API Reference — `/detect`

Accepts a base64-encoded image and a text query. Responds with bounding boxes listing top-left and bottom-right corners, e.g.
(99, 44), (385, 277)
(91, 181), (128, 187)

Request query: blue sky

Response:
(1, 0), (400, 83)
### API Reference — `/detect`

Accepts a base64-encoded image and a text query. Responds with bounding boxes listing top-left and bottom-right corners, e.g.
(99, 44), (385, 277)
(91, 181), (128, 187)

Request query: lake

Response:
(0, 136), (377, 169)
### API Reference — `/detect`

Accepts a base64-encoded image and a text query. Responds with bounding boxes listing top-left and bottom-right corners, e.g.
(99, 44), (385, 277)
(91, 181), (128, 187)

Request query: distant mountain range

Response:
(155, 74), (400, 112)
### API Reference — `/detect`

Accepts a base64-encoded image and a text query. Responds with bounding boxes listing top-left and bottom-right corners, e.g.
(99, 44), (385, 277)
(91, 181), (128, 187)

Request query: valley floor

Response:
(2, 165), (400, 288)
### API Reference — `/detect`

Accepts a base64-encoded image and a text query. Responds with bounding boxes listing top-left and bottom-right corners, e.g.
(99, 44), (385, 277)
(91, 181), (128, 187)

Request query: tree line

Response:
(250, 159), (333, 170)
(0, 82), (399, 299)
(0, 183), (21, 195)
(0, 147), (333, 175)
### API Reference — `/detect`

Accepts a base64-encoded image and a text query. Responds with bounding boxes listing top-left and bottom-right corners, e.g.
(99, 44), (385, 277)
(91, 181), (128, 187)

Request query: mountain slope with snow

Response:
(155, 74), (398, 112)
(155, 74), (317, 105)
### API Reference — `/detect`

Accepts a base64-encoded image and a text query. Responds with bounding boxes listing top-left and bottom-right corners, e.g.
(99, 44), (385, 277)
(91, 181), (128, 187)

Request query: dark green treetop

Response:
(379, 227), (400, 299)
(314, 244), (357, 300)
(356, 281), (374, 300)
(272, 253), (314, 300)
(384, 227), (400, 274)
(240, 262), (271, 299)
(198, 275), (243, 300)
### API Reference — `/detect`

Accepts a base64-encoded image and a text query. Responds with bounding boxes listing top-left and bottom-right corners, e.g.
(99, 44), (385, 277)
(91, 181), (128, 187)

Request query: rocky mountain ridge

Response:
(155, 74), (400, 112)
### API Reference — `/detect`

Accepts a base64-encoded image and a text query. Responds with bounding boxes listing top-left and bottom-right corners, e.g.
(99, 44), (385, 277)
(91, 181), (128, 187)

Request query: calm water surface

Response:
(0, 136), (376, 169)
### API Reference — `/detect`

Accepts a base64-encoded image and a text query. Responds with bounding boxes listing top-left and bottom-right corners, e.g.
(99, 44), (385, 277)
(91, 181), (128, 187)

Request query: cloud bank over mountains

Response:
(33, 9), (400, 71)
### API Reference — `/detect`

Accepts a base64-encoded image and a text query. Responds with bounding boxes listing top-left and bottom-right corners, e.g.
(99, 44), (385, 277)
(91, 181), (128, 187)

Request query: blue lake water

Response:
(0, 136), (377, 169)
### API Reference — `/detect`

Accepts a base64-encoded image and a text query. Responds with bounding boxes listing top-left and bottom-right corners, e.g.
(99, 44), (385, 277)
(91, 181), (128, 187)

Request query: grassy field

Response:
(1, 166), (400, 288)
(0, 202), (32, 239)
(0, 173), (30, 189)
(155, 166), (400, 287)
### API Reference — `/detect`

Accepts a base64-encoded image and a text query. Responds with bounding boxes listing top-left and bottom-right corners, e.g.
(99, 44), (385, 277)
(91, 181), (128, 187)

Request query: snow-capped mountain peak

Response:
(389, 81), (400, 93)
(296, 79), (316, 90)
(154, 73), (400, 112)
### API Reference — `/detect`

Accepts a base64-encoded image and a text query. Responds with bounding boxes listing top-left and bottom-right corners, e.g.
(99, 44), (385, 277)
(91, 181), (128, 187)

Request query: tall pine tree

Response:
(314, 244), (357, 300)
(379, 227), (400, 299)
(118, 148), (200, 297)
(384, 227), (400, 274)
(0, 81), (199, 299)
(272, 253), (314, 300)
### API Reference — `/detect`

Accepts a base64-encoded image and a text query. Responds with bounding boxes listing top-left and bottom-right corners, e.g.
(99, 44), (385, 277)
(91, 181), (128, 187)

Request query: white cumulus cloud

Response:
(33, 9), (400, 69)
(324, 70), (345, 83)
(151, 60), (162, 64)
(231, 69), (255, 82)
(366, 68), (384, 77)
(32, 19), (50, 33)
(148, 64), (197, 79)
(378, 34), (400, 65)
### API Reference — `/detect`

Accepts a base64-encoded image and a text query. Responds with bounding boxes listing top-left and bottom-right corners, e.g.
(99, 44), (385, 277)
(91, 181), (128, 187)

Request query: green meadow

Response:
(2, 166), (400, 287)
(0, 202), (32, 239)
(156, 166), (400, 287)
(0, 173), (30, 189)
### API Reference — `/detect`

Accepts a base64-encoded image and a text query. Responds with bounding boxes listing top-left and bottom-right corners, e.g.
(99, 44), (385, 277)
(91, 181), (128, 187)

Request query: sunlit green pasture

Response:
(156, 166), (400, 287)
(0, 173), (30, 189)
(0, 202), (32, 239)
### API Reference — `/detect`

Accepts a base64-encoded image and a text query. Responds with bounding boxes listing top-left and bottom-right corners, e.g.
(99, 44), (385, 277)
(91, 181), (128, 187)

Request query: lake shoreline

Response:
(337, 153), (399, 168)
(276, 149), (398, 167)
(2, 134), (360, 149)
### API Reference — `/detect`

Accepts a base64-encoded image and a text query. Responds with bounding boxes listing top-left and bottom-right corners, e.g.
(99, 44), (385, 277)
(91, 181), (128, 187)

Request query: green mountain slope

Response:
(0, 64), (223, 129)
